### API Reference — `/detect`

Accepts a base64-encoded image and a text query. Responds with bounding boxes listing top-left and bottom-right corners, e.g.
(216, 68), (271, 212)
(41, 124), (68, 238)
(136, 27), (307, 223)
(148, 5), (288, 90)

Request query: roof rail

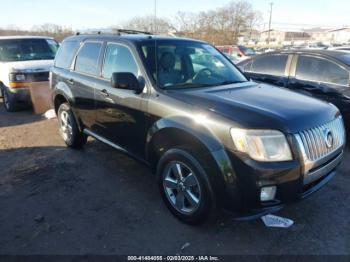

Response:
(115, 29), (152, 35)
(75, 29), (152, 36)
(75, 29), (110, 35)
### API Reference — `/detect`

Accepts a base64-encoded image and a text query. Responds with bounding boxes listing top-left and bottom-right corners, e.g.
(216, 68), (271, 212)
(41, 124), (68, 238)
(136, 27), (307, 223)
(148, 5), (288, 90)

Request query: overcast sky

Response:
(0, 0), (349, 30)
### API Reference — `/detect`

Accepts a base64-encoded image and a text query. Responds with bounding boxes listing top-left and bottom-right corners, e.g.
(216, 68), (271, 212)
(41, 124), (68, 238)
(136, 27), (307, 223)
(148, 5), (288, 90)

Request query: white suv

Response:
(0, 36), (59, 111)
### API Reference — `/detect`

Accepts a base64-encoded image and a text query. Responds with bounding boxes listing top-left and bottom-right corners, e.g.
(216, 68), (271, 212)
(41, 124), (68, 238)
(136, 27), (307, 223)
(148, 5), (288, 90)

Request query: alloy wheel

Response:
(163, 161), (202, 215)
(59, 111), (73, 142)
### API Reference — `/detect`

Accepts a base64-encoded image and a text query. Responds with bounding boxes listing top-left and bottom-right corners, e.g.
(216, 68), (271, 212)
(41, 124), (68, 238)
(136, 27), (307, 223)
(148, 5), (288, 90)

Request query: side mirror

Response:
(111, 72), (143, 94)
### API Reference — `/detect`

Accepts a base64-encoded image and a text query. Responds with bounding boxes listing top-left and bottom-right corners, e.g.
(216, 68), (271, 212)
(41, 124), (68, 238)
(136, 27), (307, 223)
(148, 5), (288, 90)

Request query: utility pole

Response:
(154, 0), (157, 33)
(267, 2), (273, 46)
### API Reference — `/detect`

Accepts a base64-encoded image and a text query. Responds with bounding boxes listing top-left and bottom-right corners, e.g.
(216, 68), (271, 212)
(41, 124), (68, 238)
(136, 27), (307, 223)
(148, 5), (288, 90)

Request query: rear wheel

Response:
(157, 147), (216, 225)
(58, 103), (87, 149)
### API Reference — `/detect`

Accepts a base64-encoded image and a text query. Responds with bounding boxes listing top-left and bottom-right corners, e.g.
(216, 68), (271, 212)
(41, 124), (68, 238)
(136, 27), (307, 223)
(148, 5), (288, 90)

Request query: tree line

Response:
(0, 24), (74, 42)
(123, 0), (262, 45)
(0, 1), (262, 45)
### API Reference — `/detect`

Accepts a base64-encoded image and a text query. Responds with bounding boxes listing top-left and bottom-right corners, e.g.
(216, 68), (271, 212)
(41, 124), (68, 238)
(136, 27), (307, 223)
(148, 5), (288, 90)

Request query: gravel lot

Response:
(0, 98), (349, 256)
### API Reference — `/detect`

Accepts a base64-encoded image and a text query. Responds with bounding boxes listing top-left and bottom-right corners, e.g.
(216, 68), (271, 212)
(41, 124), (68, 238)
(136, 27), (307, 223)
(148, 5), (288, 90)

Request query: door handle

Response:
(100, 89), (110, 97)
(67, 79), (74, 85)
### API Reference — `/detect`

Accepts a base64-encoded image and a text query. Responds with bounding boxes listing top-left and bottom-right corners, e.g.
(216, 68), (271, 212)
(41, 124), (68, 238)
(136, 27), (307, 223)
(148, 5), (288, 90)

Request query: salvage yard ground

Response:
(0, 98), (349, 255)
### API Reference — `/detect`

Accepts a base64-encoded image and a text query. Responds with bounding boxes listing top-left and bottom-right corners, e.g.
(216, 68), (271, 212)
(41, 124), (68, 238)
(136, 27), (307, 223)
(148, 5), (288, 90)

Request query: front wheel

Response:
(3, 87), (18, 112)
(58, 103), (87, 149)
(157, 147), (216, 225)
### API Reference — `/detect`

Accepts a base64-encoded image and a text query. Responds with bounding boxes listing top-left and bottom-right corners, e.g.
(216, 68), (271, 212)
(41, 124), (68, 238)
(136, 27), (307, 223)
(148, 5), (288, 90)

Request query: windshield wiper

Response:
(216, 80), (247, 86)
(163, 80), (247, 90)
(164, 83), (208, 89)
(191, 80), (247, 88)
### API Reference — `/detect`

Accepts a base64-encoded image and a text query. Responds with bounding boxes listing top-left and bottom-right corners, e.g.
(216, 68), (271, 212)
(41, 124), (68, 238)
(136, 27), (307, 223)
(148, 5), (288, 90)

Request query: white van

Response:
(0, 36), (59, 111)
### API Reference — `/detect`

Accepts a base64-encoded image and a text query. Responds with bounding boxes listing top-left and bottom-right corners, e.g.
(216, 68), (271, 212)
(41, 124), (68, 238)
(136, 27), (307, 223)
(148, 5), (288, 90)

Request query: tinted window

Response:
(251, 55), (288, 76)
(239, 46), (255, 56)
(75, 42), (102, 75)
(102, 43), (139, 79)
(55, 40), (80, 69)
(296, 56), (349, 86)
(0, 38), (59, 62)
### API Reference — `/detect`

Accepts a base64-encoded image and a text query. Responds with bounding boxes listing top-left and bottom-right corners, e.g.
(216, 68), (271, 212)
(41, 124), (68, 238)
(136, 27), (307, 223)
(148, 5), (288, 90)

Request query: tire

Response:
(3, 87), (18, 112)
(57, 103), (87, 149)
(157, 147), (217, 225)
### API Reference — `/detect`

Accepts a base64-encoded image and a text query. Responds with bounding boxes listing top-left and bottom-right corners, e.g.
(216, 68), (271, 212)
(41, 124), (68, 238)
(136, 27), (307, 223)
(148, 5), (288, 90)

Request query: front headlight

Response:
(9, 73), (26, 82)
(230, 128), (292, 162)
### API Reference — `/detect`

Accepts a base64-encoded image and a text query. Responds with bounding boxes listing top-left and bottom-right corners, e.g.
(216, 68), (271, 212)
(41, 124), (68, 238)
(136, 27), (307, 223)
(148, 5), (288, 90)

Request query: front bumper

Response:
(6, 81), (50, 103)
(232, 169), (338, 221)
(218, 116), (346, 219)
(7, 86), (31, 102)
(223, 147), (343, 218)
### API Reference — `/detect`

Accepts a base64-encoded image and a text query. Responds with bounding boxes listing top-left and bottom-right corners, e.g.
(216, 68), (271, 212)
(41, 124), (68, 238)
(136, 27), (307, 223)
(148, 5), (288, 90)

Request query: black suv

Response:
(51, 32), (346, 225)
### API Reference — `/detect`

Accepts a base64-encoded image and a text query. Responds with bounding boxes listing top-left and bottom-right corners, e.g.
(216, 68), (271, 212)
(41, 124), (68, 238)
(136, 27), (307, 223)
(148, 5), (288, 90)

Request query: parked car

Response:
(255, 47), (276, 54)
(216, 45), (255, 63)
(237, 50), (350, 136)
(51, 33), (345, 225)
(328, 45), (350, 51)
(0, 36), (59, 111)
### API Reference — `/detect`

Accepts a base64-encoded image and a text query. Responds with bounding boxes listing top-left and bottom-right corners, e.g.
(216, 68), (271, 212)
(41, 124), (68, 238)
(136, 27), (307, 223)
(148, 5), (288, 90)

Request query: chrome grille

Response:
(26, 72), (50, 82)
(298, 117), (345, 161)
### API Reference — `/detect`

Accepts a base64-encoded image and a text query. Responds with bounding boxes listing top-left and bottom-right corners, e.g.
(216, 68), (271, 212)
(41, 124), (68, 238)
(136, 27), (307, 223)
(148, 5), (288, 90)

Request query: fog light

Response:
(260, 186), (277, 202)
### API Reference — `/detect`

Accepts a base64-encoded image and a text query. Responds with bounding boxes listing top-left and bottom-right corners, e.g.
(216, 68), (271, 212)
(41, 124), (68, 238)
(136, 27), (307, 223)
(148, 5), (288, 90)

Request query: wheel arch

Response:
(54, 93), (69, 114)
(147, 126), (214, 168)
(146, 116), (223, 166)
(52, 81), (75, 112)
(53, 82), (83, 131)
(146, 116), (241, 210)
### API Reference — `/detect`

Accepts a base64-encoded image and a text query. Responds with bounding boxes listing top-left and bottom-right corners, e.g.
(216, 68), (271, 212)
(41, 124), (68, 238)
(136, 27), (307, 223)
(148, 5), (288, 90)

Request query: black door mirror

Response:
(111, 72), (143, 94)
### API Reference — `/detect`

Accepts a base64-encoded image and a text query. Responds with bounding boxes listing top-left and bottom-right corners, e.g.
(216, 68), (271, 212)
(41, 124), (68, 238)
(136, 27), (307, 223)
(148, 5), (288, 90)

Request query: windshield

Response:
(0, 38), (59, 62)
(139, 40), (247, 90)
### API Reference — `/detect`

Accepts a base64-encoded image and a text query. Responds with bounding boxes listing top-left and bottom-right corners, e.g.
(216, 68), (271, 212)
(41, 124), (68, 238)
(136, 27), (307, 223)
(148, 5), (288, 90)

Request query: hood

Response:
(168, 82), (339, 134)
(4, 60), (53, 73)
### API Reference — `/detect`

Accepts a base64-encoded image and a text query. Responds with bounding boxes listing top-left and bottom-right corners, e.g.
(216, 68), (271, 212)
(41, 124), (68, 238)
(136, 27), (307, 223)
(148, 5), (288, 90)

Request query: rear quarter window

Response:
(54, 40), (80, 69)
(251, 54), (288, 76)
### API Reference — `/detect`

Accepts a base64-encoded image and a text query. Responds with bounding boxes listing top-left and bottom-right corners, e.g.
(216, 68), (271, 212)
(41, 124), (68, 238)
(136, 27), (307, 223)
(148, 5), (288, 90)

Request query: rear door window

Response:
(54, 41), (80, 69)
(251, 54), (288, 76)
(296, 55), (349, 86)
(75, 42), (103, 76)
